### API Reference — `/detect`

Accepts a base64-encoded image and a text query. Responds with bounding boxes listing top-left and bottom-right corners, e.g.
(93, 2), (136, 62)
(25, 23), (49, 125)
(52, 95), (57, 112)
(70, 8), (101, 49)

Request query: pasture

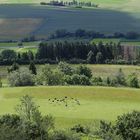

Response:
(0, 5), (140, 40)
(0, 41), (39, 53)
(0, 86), (140, 128)
(92, 38), (140, 47)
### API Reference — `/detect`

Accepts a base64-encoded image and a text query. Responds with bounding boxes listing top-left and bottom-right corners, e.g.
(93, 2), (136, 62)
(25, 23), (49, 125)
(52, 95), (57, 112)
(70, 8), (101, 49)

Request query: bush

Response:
(76, 65), (92, 78)
(8, 68), (35, 86)
(115, 68), (126, 86)
(91, 76), (103, 86)
(71, 124), (89, 134)
(37, 65), (65, 85)
(65, 74), (90, 85)
(127, 73), (139, 88)
(99, 111), (140, 140)
(115, 111), (140, 140)
(50, 130), (81, 140)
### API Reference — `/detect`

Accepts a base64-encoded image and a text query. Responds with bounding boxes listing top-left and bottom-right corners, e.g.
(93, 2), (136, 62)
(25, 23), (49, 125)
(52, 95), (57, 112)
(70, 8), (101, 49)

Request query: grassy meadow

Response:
(92, 38), (140, 47)
(0, 41), (39, 53)
(0, 86), (140, 128)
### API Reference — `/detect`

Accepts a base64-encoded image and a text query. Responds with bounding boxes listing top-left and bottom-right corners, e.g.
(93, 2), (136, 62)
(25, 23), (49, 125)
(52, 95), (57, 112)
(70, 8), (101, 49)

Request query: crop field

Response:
(0, 86), (140, 128)
(0, 4), (140, 40)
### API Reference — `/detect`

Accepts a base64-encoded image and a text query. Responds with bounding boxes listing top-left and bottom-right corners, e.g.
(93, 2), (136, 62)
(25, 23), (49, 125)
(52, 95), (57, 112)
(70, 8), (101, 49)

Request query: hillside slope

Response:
(0, 0), (140, 12)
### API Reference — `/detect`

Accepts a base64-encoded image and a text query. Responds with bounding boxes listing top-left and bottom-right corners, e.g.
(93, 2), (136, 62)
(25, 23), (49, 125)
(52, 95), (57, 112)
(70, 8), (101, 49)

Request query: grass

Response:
(92, 38), (140, 47)
(0, 86), (140, 128)
(0, 41), (39, 53)
(91, 38), (120, 44)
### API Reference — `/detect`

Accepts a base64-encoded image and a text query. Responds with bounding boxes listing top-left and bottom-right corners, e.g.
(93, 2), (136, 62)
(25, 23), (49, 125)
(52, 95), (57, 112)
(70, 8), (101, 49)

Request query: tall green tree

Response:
(29, 61), (37, 75)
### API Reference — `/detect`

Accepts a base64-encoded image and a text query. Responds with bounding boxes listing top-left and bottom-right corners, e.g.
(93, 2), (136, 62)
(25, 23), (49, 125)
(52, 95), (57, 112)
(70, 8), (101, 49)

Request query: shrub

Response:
(37, 65), (64, 85)
(71, 124), (89, 134)
(91, 76), (103, 86)
(65, 74), (90, 85)
(58, 61), (74, 75)
(115, 68), (126, 86)
(76, 65), (92, 78)
(99, 111), (140, 140)
(127, 73), (139, 88)
(50, 130), (81, 140)
(8, 68), (35, 86)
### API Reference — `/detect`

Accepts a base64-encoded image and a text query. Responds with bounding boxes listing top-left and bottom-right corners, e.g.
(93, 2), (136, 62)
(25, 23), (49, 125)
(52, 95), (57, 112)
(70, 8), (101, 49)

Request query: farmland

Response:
(0, 4), (140, 40)
(0, 86), (140, 128)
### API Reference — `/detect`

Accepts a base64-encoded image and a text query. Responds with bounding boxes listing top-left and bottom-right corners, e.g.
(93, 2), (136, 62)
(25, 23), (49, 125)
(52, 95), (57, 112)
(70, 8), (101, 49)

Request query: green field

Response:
(92, 38), (140, 47)
(0, 41), (39, 53)
(0, 86), (140, 128)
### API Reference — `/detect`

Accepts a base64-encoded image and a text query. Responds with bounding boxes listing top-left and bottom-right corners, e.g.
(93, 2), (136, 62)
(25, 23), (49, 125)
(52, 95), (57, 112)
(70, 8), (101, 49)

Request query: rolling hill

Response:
(0, 0), (140, 40)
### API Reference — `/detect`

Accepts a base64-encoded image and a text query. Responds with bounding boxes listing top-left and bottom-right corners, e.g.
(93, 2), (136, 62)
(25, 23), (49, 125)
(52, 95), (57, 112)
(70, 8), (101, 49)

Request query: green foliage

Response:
(71, 124), (89, 134)
(91, 76), (103, 86)
(64, 74), (91, 85)
(127, 73), (139, 88)
(96, 52), (104, 64)
(7, 62), (19, 73)
(99, 111), (140, 140)
(76, 65), (92, 79)
(8, 67), (35, 86)
(37, 65), (64, 85)
(29, 61), (37, 75)
(16, 95), (54, 140)
(58, 61), (74, 75)
(87, 50), (96, 64)
(1, 49), (17, 60)
(115, 68), (126, 86)
(50, 130), (81, 140)
(0, 114), (23, 140)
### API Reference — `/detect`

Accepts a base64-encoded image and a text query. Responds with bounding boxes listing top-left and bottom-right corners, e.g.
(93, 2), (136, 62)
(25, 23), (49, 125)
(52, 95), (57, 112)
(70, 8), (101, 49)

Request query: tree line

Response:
(49, 29), (140, 40)
(40, 0), (98, 8)
(0, 41), (140, 65)
(0, 62), (138, 88)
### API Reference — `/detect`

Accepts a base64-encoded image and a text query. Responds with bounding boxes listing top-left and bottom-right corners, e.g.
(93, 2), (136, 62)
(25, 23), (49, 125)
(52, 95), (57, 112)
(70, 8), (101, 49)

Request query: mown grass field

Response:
(0, 86), (140, 128)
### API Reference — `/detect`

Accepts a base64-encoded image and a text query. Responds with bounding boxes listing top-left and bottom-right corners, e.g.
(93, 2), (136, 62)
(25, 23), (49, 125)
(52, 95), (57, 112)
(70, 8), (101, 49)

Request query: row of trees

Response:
(41, 0), (98, 8)
(3, 62), (139, 88)
(36, 41), (114, 63)
(0, 41), (140, 65)
(49, 29), (140, 40)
